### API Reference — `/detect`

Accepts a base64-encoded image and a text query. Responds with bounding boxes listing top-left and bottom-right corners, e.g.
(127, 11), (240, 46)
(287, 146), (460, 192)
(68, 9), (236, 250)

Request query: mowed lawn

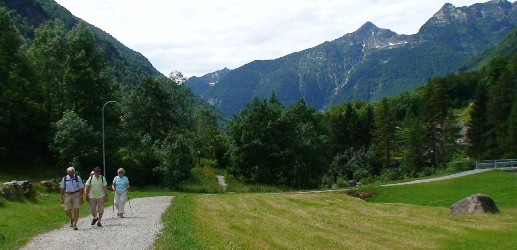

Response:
(157, 170), (517, 249)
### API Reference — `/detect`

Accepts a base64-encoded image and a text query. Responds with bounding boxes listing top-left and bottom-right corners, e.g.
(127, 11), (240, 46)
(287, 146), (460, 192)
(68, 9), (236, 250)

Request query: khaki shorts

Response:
(89, 197), (106, 213)
(64, 191), (81, 210)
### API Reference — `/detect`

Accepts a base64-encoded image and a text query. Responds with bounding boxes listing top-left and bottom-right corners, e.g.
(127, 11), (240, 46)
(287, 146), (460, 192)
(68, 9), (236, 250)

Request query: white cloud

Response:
(55, 0), (487, 77)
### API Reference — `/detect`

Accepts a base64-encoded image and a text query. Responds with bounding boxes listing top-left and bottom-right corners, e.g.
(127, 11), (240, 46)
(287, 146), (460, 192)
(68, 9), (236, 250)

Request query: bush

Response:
(446, 158), (475, 172)
(378, 168), (401, 181)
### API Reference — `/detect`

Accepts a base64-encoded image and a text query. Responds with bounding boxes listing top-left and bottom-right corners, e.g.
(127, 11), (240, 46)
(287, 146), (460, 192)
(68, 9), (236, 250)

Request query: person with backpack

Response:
(85, 167), (108, 227)
(60, 167), (84, 230)
(112, 168), (130, 218)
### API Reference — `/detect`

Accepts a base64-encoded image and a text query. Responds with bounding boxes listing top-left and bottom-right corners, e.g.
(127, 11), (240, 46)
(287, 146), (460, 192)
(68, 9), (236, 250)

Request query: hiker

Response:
(112, 168), (130, 218)
(60, 166), (84, 230)
(85, 167), (108, 227)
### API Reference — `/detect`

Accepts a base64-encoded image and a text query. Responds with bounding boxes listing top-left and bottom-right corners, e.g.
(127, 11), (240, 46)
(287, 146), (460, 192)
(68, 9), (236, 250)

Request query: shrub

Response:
(446, 157), (475, 172)
(378, 168), (401, 181)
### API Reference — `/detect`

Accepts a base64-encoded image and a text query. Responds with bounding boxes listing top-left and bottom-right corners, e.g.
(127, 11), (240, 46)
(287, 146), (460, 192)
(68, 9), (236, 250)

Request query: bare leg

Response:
(65, 209), (73, 226)
(73, 208), (80, 227)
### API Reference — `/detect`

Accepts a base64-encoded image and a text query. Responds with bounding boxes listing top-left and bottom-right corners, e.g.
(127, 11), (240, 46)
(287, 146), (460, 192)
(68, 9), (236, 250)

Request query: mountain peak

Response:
(431, 3), (467, 24)
(354, 21), (380, 35)
(346, 21), (403, 52)
(421, 0), (513, 33)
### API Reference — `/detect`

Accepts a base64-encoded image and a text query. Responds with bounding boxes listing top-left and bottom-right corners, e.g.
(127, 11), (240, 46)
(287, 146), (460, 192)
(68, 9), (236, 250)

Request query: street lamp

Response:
(102, 101), (117, 176)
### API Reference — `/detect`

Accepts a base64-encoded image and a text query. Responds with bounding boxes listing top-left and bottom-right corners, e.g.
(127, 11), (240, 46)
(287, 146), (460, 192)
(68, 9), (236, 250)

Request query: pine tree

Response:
(373, 98), (396, 169)
(468, 82), (489, 159)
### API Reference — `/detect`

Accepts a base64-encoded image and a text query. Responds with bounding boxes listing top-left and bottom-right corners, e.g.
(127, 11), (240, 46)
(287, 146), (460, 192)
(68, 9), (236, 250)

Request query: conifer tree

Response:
(373, 98), (396, 169)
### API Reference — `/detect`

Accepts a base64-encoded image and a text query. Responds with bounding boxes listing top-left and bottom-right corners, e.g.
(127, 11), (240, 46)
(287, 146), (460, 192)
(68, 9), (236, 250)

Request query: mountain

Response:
(187, 0), (517, 116)
(0, 0), (162, 87)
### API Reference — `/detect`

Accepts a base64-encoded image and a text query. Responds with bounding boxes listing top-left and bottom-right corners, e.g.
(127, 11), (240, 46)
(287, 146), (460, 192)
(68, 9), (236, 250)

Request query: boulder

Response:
(40, 179), (60, 192)
(451, 193), (500, 215)
(2, 180), (34, 200)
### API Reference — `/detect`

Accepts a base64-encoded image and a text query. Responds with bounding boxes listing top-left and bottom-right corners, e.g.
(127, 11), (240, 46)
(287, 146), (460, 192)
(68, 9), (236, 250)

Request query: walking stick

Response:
(127, 191), (133, 215)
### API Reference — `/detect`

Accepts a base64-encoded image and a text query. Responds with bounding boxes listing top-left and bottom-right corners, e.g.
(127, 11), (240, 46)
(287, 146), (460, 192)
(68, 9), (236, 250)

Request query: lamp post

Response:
(102, 101), (117, 175)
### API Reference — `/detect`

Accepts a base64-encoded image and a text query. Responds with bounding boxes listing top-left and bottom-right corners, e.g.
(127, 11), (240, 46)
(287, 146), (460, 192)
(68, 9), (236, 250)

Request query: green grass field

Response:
(1, 168), (516, 249)
(155, 170), (517, 249)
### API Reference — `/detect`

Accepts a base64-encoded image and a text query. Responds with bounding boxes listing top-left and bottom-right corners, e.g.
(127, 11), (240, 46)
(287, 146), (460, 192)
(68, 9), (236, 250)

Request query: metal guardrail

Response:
(475, 159), (517, 169)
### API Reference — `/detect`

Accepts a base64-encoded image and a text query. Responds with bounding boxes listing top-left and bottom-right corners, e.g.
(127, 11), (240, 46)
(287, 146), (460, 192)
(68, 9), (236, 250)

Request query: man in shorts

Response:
(60, 167), (84, 230)
(85, 167), (108, 227)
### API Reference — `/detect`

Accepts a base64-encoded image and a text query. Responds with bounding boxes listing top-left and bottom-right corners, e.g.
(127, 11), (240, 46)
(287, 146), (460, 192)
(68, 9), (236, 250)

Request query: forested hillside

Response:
(0, 4), (225, 187)
(0, 0), (161, 87)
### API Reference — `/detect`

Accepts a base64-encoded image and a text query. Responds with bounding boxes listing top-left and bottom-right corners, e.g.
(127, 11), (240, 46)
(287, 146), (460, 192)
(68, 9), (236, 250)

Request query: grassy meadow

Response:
(1, 166), (516, 249)
(156, 169), (517, 249)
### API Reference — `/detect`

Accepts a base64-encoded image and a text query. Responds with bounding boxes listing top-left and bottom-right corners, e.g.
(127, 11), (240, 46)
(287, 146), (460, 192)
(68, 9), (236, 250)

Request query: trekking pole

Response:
(127, 190), (133, 215)
(112, 194), (115, 216)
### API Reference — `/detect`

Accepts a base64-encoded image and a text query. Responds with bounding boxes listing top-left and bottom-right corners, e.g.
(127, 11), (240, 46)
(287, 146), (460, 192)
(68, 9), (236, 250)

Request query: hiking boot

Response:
(73, 226), (78, 230)
(69, 219), (73, 227)
(119, 213), (124, 218)
(91, 218), (98, 225)
(97, 221), (102, 227)
(116, 212), (120, 218)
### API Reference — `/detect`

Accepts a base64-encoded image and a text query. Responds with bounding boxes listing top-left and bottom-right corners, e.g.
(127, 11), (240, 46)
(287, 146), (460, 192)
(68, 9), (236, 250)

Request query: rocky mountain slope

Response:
(187, 0), (517, 116)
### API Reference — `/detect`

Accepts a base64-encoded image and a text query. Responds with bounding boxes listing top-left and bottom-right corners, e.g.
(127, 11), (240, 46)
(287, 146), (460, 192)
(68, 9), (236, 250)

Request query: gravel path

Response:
(381, 168), (493, 186)
(21, 196), (173, 250)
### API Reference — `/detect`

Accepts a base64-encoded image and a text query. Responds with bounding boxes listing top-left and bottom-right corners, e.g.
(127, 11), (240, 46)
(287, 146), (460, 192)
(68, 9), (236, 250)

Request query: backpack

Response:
(62, 175), (79, 190)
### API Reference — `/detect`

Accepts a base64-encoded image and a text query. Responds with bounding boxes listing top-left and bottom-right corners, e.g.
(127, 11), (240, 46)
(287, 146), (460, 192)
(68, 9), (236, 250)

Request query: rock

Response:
(451, 193), (500, 215)
(40, 179), (60, 192)
(2, 180), (34, 200)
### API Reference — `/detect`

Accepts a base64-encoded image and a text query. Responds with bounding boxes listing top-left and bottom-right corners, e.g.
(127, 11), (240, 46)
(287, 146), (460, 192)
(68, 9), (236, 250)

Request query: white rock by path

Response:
(216, 175), (227, 191)
(21, 196), (173, 250)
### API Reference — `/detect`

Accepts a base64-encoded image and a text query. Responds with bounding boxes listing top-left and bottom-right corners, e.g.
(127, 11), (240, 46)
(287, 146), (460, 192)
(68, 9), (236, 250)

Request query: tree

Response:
(373, 98), (396, 169)
(468, 83), (489, 159)
(228, 96), (286, 184)
(282, 99), (329, 188)
(123, 77), (176, 140)
(51, 110), (98, 169)
(64, 22), (115, 128)
(169, 70), (186, 85)
(0, 7), (46, 162)
(399, 111), (427, 176)
(154, 132), (194, 187)
(28, 19), (68, 122)
(484, 57), (517, 158)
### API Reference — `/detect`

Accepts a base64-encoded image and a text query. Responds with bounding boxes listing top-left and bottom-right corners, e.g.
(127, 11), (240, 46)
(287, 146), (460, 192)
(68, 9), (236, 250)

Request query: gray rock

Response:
(451, 193), (500, 215)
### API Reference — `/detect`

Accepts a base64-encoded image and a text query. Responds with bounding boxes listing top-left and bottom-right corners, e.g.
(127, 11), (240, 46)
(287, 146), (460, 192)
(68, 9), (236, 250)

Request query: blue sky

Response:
(54, 0), (487, 77)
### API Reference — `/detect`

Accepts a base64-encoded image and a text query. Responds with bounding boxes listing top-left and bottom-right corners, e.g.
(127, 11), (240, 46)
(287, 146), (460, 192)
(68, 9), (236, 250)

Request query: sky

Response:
(54, 0), (488, 78)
